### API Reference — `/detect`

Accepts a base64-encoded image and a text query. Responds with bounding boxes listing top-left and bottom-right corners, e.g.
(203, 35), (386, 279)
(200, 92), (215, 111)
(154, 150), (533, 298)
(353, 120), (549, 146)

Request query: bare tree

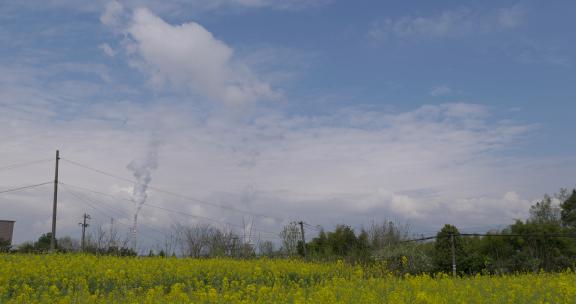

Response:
(240, 217), (256, 258)
(280, 222), (301, 257)
(176, 223), (213, 258)
(207, 226), (239, 257)
(258, 240), (275, 257)
(57, 236), (80, 252)
(367, 220), (410, 250)
(158, 228), (177, 257)
(94, 223), (107, 252)
(106, 218), (120, 250)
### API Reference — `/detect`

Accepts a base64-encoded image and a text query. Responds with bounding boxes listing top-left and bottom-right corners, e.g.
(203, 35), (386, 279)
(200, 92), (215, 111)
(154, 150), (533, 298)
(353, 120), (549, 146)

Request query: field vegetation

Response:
(1, 254), (575, 303)
(2, 190), (576, 303)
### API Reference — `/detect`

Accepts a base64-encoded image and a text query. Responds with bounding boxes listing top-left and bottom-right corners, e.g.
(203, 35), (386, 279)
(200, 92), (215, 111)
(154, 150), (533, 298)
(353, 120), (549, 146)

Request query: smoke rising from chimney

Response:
(127, 136), (162, 250)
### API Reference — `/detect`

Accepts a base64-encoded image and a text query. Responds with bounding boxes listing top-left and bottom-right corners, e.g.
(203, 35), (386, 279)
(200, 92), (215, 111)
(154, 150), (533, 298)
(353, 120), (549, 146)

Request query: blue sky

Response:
(1, 0), (575, 248)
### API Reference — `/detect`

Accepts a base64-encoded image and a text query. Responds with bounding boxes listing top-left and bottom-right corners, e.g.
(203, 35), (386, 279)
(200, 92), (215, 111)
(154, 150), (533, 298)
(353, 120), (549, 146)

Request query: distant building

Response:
(0, 220), (15, 245)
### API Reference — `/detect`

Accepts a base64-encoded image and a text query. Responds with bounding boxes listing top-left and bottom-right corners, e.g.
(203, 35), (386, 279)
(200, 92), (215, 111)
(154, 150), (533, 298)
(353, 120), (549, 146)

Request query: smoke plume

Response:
(127, 136), (162, 249)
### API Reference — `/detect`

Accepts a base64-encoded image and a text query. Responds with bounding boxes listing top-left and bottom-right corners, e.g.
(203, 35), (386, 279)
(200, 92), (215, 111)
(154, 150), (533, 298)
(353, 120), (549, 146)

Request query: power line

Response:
(60, 185), (169, 237)
(0, 181), (52, 195)
(61, 182), (227, 231)
(60, 182), (281, 238)
(63, 185), (281, 245)
(61, 186), (166, 245)
(60, 182), (241, 229)
(401, 233), (576, 243)
(0, 159), (52, 172)
(460, 233), (576, 238)
(60, 184), (130, 219)
(62, 185), (128, 219)
(60, 158), (285, 222)
(302, 222), (323, 232)
(400, 236), (438, 243)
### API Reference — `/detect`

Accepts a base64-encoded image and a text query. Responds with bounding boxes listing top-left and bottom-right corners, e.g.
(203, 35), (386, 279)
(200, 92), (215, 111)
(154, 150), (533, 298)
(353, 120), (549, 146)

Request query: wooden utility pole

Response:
(450, 233), (456, 277)
(298, 221), (307, 259)
(79, 213), (90, 251)
(50, 150), (60, 251)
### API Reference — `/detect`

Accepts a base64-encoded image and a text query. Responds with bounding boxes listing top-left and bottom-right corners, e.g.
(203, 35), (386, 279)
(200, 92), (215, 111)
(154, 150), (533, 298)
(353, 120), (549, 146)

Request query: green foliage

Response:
(429, 190), (576, 275)
(307, 225), (371, 262)
(16, 242), (35, 253)
(86, 245), (137, 257)
(561, 189), (576, 229)
(15, 232), (55, 253)
(0, 239), (11, 253)
(433, 224), (462, 273)
(35, 232), (54, 251)
(375, 242), (435, 275)
(503, 219), (576, 272)
(327, 225), (358, 256)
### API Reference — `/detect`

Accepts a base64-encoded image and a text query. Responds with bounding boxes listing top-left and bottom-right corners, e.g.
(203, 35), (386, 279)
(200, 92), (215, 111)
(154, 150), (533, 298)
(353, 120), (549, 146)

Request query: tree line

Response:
(294, 188), (576, 275)
(2, 188), (576, 275)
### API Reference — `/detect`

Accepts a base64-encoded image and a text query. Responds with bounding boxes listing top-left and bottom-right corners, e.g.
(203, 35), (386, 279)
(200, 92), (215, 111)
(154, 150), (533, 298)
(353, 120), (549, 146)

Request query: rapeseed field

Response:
(0, 254), (574, 303)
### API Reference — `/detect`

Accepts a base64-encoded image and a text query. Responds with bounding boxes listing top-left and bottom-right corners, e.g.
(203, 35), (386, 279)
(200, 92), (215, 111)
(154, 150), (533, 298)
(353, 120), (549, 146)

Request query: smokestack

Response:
(131, 214), (138, 251)
(127, 136), (161, 252)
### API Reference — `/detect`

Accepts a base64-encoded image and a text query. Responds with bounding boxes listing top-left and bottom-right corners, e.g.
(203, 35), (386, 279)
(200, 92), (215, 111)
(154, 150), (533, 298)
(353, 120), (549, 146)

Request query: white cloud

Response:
(2, 65), (559, 246)
(369, 5), (526, 41)
(429, 85), (452, 97)
(100, 1), (124, 27)
(98, 43), (116, 57)
(105, 7), (279, 105)
(498, 5), (526, 29)
(511, 41), (571, 67)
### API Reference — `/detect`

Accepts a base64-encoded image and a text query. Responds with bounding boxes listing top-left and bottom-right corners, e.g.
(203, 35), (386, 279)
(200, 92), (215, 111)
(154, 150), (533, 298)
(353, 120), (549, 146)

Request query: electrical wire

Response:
(0, 181), (52, 195)
(61, 186), (166, 245)
(302, 222), (323, 233)
(401, 232), (576, 243)
(0, 159), (52, 172)
(60, 184), (131, 220)
(60, 182), (281, 238)
(60, 158), (285, 222)
(61, 184), (171, 237)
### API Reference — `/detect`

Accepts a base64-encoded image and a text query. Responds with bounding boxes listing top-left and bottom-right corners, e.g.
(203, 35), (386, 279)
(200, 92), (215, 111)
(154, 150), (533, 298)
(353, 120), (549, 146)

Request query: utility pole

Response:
(298, 221), (307, 259)
(50, 150), (60, 251)
(450, 233), (456, 277)
(79, 213), (91, 252)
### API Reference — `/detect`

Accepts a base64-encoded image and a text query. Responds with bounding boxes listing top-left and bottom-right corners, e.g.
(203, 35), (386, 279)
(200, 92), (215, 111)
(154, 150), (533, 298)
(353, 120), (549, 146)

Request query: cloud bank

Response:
(0, 70), (549, 245)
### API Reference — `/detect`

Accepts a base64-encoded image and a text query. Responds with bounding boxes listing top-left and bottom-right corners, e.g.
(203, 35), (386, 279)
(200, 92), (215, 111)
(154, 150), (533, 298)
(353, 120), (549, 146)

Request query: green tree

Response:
(561, 189), (576, 229)
(34, 232), (55, 251)
(308, 229), (330, 258)
(505, 218), (575, 272)
(307, 226), (370, 261)
(326, 225), (358, 257)
(433, 224), (462, 274)
(0, 239), (11, 253)
(479, 232), (515, 274)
